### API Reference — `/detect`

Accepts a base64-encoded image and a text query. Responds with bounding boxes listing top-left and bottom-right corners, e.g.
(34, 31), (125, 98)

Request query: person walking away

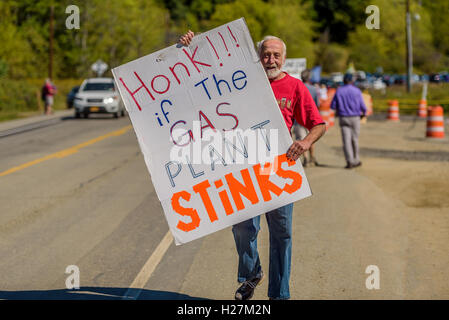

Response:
(42, 78), (56, 115)
(330, 73), (367, 169)
(179, 31), (326, 300)
(292, 69), (320, 167)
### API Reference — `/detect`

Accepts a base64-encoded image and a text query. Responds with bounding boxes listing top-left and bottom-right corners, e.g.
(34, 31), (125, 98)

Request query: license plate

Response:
(90, 107), (99, 112)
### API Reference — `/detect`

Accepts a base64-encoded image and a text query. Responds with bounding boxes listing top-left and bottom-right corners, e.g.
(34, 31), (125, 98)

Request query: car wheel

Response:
(84, 113), (89, 119)
(113, 112), (119, 119)
(75, 111), (80, 118)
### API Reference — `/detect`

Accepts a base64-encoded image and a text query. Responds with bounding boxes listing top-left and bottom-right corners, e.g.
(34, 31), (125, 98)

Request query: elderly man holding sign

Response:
(180, 31), (326, 300)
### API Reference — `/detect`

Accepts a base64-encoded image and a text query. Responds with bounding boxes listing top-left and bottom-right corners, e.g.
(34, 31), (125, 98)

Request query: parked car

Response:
(331, 72), (344, 84)
(73, 78), (125, 118)
(429, 73), (441, 83)
(66, 85), (80, 109)
(373, 78), (386, 90)
(439, 72), (449, 82)
(394, 75), (406, 85)
(420, 74), (429, 82)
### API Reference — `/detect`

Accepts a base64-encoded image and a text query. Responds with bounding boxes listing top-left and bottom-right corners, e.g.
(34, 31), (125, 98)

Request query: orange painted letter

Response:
(274, 154), (302, 193)
(171, 191), (200, 232)
(193, 179), (218, 223)
(225, 169), (259, 211)
(253, 162), (283, 201)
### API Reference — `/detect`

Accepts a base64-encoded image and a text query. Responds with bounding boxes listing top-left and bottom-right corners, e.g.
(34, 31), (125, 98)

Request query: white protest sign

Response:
(112, 18), (312, 245)
(283, 58), (307, 80)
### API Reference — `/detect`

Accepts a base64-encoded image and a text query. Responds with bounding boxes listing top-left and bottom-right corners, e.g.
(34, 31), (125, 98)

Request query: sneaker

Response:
(235, 271), (264, 300)
(310, 157), (319, 166)
(344, 162), (353, 169)
(353, 161), (362, 168)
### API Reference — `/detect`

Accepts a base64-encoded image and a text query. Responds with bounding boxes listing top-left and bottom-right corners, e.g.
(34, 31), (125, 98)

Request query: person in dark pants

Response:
(330, 73), (367, 169)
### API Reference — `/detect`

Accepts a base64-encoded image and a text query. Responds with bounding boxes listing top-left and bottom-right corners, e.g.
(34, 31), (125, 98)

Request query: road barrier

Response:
(426, 105), (445, 139)
(329, 109), (335, 128)
(387, 100), (400, 121)
(373, 99), (449, 113)
(417, 99), (427, 118)
(319, 99), (333, 130)
(319, 88), (336, 130)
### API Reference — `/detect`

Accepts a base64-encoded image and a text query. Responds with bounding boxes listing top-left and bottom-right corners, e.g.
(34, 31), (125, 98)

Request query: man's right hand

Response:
(179, 30), (195, 46)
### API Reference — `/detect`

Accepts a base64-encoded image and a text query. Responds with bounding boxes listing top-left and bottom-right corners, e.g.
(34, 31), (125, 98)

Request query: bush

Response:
(0, 78), (83, 121)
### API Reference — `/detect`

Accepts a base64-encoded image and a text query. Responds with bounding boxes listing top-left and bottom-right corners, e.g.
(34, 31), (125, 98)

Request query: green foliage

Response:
(208, 0), (273, 41)
(207, 0), (316, 64)
(423, 0), (449, 58)
(346, 0), (447, 74)
(304, 0), (371, 43)
(0, 78), (40, 114)
(1, 0), (448, 80)
(0, 60), (8, 78)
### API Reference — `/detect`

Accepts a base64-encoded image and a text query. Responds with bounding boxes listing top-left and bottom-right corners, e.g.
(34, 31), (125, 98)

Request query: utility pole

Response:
(49, 5), (54, 80)
(405, 0), (413, 92)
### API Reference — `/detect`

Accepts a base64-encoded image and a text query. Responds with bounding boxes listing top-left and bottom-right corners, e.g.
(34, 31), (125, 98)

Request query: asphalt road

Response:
(0, 111), (448, 300)
(0, 112), (193, 299)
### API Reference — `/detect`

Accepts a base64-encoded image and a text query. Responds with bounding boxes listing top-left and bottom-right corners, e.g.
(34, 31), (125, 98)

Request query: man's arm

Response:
(286, 123), (326, 161)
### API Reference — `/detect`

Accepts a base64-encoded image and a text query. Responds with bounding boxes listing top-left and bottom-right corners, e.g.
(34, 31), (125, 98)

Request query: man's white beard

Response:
(266, 67), (282, 79)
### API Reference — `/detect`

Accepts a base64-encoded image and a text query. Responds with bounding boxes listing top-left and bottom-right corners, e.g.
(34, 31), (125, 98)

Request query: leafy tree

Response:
(268, 0), (317, 64)
(0, 1), (38, 78)
(303, 0), (371, 43)
(422, 0), (449, 57)
(207, 0), (316, 64)
(347, 0), (443, 73)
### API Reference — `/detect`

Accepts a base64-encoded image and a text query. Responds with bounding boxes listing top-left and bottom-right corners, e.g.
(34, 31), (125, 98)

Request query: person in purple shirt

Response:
(331, 73), (367, 169)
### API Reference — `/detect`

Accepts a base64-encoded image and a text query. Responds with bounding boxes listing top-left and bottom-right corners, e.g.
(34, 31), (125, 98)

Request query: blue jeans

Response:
(232, 203), (293, 299)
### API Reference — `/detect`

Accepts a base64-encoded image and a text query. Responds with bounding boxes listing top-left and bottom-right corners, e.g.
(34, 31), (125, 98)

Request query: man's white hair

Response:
(257, 35), (287, 59)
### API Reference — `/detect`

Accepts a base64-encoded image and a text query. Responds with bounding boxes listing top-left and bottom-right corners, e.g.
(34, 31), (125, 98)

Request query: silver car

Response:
(74, 78), (126, 118)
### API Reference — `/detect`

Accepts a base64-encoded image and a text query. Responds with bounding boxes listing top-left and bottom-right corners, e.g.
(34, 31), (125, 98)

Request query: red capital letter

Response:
(119, 71), (155, 111)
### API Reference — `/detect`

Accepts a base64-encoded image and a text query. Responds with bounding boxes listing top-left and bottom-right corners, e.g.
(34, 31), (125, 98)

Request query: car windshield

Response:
(83, 83), (114, 91)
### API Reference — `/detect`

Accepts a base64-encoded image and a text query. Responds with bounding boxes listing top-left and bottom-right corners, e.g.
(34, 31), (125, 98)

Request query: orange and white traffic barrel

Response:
(319, 99), (331, 130)
(417, 99), (427, 118)
(426, 106), (445, 138)
(328, 109), (335, 128)
(387, 100), (400, 121)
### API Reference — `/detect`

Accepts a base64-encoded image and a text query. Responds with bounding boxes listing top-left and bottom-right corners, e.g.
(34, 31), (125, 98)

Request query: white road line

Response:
(122, 230), (173, 300)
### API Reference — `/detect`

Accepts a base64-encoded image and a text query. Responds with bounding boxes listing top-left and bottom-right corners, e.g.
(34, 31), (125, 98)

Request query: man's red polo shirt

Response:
(270, 73), (324, 132)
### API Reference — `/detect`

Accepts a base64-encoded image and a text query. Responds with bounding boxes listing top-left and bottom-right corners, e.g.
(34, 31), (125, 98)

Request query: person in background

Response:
(292, 69), (320, 167)
(330, 73), (367, 169)
(42, 78), (56, 115)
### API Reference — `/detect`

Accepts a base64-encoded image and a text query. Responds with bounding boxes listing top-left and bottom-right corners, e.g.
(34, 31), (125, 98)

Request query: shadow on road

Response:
(0, 287), (208, 300)
(312, 163), (344, 169)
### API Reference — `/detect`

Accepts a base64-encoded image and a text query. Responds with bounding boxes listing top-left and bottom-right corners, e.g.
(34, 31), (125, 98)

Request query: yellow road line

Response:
(122, 230), (173, 300)
(0, 125), (132, 177)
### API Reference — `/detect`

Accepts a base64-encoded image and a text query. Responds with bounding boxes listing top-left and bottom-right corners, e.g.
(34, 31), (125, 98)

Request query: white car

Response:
(74, 78), (125, 118)
(373, 78), (386, 90)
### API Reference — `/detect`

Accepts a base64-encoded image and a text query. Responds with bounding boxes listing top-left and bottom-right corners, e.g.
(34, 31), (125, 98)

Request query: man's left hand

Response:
(286, 140), (312, 161)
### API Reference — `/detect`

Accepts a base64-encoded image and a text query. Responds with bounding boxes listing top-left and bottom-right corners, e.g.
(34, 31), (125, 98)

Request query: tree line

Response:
(0, 0), (448, 80)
